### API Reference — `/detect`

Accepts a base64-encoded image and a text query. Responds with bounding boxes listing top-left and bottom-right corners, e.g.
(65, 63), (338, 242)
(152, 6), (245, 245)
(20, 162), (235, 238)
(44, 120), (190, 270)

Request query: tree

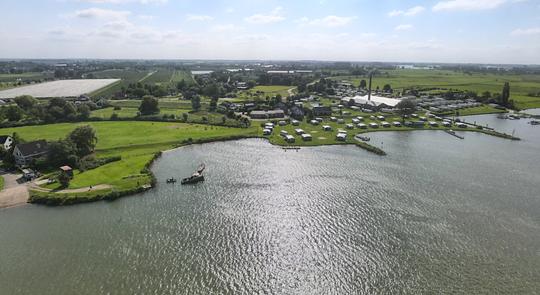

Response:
(191, 95), (201, 112)
(359, 80), (367, 89)
(77, 104), (91, 120)
(138, 95), (160, 115)
(209, 97), (218, 112)
(68, 125), (97, 157)
(176, 79), (187, 91)
(5, 105), (23, 122)
(383, 84), (393, 93)
(182, 113), (188, 122)
(395, 99), (416, 122)
(47, 139), (79, 168)
(501, 82), (510, 107)
(14, 95), (38, 111)
(58, 172), (71, 188)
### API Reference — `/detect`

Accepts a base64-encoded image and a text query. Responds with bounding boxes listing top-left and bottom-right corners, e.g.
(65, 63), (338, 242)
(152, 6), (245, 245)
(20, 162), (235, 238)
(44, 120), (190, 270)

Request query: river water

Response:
(1, 115), (539, 294)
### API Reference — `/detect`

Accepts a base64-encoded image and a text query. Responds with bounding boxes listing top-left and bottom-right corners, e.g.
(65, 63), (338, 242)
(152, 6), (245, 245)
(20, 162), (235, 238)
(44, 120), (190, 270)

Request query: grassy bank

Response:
(1, 121), (258, 204)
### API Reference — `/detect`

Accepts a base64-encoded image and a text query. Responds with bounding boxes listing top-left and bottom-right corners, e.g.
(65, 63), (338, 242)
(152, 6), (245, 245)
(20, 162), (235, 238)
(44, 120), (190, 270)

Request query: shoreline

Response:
(12, 116), (521, 208)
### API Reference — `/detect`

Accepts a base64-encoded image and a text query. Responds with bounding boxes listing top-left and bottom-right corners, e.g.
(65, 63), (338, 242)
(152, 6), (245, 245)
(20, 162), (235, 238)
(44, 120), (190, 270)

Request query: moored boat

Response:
(181, 163), (206, 185)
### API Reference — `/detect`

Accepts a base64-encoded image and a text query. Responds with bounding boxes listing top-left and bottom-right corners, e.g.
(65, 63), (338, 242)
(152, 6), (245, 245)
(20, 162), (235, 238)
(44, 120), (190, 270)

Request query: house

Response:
(13, 140), (49, 167)
(0, 135), (13, 151)
(250, 110), (285, 119)
(60, 165), (74, 178)
(236, 82), (249, 90)
(312, 106), (332, 116)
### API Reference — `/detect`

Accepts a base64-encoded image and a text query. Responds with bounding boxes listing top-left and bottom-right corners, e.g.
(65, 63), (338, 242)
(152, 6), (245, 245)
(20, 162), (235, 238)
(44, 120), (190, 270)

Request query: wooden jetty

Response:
(445, 129), (464, 139)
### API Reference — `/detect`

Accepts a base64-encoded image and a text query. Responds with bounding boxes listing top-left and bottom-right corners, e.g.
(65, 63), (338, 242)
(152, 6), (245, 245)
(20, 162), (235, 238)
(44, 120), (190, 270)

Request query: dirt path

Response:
(30, 183), (112, 194)
(0, 174), (29, 209)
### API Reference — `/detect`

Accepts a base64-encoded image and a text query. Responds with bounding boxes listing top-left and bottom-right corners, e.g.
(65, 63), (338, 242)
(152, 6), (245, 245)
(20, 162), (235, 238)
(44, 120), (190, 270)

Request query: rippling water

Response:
(1, 115), (539, 294)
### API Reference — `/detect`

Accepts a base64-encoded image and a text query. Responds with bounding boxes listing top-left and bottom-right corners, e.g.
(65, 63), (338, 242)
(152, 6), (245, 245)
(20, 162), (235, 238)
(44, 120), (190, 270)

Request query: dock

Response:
(282, 146), (301, 151)
(444, 129), (464, 139)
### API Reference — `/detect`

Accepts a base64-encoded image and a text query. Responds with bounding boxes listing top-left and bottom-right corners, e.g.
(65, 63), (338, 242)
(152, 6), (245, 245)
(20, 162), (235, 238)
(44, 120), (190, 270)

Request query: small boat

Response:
(181, 163), (205, 185)
(166, 178), (177, 184)
(355, 134), (370, 142)
(529, 120), (540, 125)
(181, 173), (204, 185)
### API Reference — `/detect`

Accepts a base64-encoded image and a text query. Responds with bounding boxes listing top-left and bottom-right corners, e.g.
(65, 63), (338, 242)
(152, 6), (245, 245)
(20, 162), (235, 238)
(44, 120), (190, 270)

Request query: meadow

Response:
(234, 85), (295, 102)
(332, 69), (540, 109)
(1, 122), (258, 196)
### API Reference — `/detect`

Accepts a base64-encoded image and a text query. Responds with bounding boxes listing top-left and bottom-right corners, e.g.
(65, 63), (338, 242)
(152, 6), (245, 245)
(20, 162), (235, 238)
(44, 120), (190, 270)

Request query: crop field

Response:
(142, 69), (195, 87)
(0, 72), (51, 82)
(89, 69), (150, 98)
(0, 79), (119, 99)
(332, 69), (540, 109)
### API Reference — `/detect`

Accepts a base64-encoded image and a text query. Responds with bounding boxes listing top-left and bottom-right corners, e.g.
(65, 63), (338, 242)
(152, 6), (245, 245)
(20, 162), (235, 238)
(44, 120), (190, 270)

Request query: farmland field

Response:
(89, 69), (150, 98)
(332, 69), (540, 109)
(0, 72), (51, 82)
(0, 79), (119, 99)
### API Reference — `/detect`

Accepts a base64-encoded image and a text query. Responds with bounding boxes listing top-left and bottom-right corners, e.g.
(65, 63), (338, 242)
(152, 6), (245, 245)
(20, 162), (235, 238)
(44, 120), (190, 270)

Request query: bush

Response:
(113, 106), (122, 110)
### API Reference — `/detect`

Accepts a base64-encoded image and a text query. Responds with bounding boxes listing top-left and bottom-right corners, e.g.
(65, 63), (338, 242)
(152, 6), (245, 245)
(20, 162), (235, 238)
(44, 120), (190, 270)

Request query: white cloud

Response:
(299, 15), (357, 27)
(395, 24), (413, 31)
(245, 7), (285, 24)
(511, 27), (540, 35)
(433, 0), (507, 11)
(225, 8), (235, 14)
(186, 14), (213, 21)
(73, 8), (131, 19)
(388, 6), (425, 17)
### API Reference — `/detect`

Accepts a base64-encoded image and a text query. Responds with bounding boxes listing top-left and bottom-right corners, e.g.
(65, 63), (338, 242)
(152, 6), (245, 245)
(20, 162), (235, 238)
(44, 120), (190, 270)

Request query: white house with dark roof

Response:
(13, 140), (49, 167)
(0, 135), (13, 151)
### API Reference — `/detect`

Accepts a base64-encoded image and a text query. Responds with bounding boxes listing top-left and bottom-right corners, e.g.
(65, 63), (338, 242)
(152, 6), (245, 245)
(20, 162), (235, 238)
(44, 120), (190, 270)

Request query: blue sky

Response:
(1, 0), (539, 63)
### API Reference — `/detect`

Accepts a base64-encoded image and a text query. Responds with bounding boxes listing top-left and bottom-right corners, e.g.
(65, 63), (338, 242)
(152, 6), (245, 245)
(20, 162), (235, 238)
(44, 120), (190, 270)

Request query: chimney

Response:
(368, 72), (373, 101)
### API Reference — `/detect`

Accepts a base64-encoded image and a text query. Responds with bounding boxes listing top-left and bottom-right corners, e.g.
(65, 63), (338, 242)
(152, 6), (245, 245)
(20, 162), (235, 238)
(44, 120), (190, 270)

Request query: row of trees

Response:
(1, 95), (98, 124)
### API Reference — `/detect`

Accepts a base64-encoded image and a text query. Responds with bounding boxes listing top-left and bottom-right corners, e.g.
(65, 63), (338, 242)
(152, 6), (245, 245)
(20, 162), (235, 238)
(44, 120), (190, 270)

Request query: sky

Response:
(1, 0), (539, 64)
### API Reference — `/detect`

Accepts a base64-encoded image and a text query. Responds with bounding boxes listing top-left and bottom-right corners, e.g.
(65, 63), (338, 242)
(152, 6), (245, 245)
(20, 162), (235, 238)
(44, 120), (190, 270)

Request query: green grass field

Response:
(332, 69), (540, 110)
(0, 72), (50, 82)
(1, 121), (258, 193)
(235, 85), (294, 101)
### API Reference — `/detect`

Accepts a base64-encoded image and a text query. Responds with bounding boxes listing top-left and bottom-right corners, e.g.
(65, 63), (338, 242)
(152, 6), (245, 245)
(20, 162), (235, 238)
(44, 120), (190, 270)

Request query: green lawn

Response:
(235, 85), (294, 101)
(1, 121), (258, 192)
(332, 69), (540, 110)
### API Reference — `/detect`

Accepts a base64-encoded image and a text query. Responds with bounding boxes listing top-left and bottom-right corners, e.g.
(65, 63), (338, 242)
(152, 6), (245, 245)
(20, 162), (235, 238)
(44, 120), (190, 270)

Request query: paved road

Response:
(0, 173), (29, 209)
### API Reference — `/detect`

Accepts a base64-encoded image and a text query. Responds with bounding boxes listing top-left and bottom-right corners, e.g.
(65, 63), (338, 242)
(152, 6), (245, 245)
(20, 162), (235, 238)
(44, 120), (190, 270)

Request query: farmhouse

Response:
(13, 140), (49, 167)
(0, 135), (13, 151)
(249, 110), (285, 119)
